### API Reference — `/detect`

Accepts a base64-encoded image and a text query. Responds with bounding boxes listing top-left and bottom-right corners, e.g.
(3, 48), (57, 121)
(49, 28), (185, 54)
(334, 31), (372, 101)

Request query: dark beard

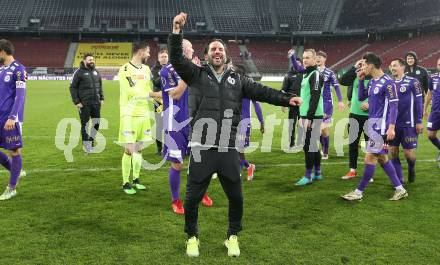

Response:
(86, 63), (95, 69)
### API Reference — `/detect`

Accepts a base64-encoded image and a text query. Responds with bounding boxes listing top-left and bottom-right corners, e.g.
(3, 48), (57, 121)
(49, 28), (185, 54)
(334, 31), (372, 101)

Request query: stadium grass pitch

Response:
(0, 80), (439, 264)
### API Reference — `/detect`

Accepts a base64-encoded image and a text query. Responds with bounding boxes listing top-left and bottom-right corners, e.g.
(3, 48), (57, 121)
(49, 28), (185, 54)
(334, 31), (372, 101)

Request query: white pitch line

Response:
(1, 159), (436, 174)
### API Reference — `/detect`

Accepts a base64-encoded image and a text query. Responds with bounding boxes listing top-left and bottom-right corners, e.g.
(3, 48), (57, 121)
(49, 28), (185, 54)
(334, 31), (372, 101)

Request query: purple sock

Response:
(391, 158), (403, 183)
(381, 160), (402, 188)
(357, 164), (376, 191)
(305, 169), (312, 179)
(314, 165), (321, 176)
(169, 167), (181, 201)
(9, 155), (22, 189)
(407, 159), (416, 175)
(322, 136), (330, 155)
(241, 159), (249, 168)
(429, 137), (440, 150)
(0, 151), (11, 171)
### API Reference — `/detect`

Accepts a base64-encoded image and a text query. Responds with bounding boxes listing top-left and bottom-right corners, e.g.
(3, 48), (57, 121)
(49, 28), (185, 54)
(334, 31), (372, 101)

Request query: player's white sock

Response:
(395, 185), (404, 191)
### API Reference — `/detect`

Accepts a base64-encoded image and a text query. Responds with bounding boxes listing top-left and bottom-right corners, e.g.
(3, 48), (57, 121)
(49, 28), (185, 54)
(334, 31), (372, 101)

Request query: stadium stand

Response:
(153, 0), (205, 32)
(28, 0), (88, 30)
(337, 0), (440, 30)
(246, 40), (293, 74)
(10, 38), (70, 68)
(305, 39), (365, 67)
(0, 0), (439, 75)
(0, 0), (26, 29)
(90, 0), (149, 29)
(276, 0), (328, 31)
(208, 0), (273, 33)
(331, 33), (440, 70)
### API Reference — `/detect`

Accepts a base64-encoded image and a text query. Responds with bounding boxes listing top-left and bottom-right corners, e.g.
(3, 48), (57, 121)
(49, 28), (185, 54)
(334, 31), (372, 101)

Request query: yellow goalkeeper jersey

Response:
(118, 62), (153, 117)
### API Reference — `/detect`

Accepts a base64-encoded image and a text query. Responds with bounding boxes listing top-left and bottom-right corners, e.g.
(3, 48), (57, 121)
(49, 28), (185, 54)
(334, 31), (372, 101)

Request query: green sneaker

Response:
(132, 178), (146, 190)
(186, 236), (200, 257)
(312, 174), (322, 181)
(295, 176), (312, 186)
(122, 183), (136, 195)
(224, 235), (240, 257)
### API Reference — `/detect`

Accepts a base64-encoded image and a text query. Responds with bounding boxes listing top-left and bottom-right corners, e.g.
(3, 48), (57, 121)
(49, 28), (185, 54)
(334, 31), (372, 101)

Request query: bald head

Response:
(182, 39), (194, 60)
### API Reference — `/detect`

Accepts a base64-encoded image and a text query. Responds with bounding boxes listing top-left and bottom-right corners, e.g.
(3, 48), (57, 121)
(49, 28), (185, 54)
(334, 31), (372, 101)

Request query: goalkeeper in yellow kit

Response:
(118, 42), (161, 194)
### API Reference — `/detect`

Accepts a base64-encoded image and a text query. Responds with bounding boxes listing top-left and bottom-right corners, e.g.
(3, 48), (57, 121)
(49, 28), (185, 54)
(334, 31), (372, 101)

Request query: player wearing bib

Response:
(289, 50), (344, 159)
(294, 49), (325, 186)
(340, 59), (371, 180)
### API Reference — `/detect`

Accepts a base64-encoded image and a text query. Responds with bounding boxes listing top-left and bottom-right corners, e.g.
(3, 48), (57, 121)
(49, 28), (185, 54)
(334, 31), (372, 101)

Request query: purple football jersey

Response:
(0, 61), (26, 122)
(429, 73), (440, 114)
(394, 75), (423, 128)
(160, 63), (189, 133)
(359, 74), (398, 134)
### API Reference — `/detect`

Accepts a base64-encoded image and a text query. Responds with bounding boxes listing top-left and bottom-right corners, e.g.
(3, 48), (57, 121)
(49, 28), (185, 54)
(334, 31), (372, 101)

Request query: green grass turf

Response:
(0, 80), (439, 264)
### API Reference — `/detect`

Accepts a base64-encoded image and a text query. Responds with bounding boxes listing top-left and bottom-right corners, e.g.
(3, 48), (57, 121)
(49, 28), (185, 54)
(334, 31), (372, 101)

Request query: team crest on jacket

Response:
(416, 70), (420, 75)
(227, 76), (236, 85)
(93, 71), (98, 75)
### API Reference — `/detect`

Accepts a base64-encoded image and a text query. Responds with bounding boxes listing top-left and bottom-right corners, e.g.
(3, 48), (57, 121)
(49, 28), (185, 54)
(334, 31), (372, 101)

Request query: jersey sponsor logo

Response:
(167, 75), (176, 86)
(414, 82), (422, 94)
(5, 135), (21, 144)
(16, 81), (26, 89)
(4, 75), (11, 82)
(387, 84), (394, 96)
(227, 76), (236, 85)
(404, 136), (417, 143)
(136, 74), (146, 80)
(123, 130), (135, 136)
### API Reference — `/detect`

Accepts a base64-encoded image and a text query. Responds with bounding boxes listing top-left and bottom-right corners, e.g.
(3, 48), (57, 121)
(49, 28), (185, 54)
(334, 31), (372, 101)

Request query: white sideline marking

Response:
(0, 159), (436, 174)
